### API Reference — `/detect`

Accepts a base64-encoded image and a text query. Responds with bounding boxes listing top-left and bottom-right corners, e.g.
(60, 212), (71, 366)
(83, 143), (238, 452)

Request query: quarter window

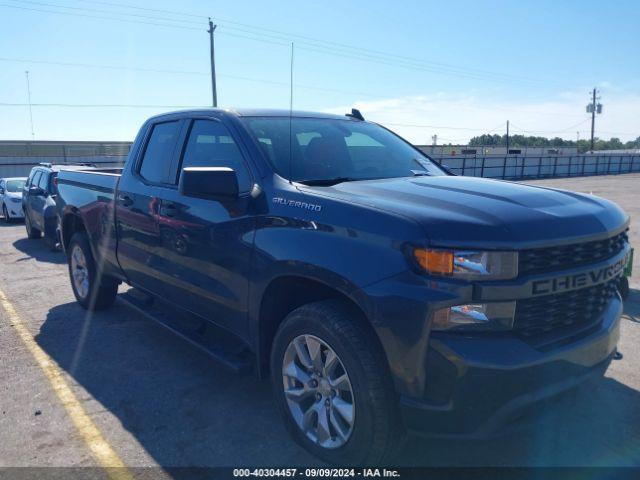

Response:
(179, 120), (250, 191)
(139, 121), (180, 184)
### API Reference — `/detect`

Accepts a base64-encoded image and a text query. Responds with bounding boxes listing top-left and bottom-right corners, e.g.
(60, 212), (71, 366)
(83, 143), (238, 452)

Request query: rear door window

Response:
(139, 121), (181, 184)
(178, 120), (251, 192)
(37, 172), (49, 190)
(31, 171), (42, 188)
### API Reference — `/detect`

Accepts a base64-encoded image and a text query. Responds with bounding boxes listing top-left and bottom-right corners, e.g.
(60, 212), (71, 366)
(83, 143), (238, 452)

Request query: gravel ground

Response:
(0, 173), (638, 470)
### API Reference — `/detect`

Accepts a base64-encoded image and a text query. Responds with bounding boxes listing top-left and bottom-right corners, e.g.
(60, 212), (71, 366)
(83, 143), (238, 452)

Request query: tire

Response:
(25, 212), (42, 238)
(2, 204), (10, 224)
(270, 299), (405, 465)
(67, 232), (118, 311)
(619, 276), (630, 300)
(45, 217), (62, 251)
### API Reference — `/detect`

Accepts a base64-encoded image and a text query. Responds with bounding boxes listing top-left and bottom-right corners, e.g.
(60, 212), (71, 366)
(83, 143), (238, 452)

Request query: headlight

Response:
(432, 302), (516, 331)
(413, 248), (518, 280)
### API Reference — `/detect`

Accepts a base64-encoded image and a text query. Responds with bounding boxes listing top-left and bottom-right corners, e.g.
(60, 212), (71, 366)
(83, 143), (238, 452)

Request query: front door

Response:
(152, 117), (256, 337)
(30, 171), (48, 230)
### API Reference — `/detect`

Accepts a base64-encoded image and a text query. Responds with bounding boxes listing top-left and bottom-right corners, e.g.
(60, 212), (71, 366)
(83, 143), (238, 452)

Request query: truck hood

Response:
(307, 176), (628, 248)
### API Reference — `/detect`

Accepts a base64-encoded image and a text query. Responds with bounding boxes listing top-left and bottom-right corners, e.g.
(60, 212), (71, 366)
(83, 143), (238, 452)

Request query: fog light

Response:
(432, 302), (516, 331)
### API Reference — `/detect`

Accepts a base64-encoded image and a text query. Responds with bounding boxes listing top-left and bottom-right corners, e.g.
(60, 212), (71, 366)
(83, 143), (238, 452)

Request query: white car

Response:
(0, 177), (27, 222)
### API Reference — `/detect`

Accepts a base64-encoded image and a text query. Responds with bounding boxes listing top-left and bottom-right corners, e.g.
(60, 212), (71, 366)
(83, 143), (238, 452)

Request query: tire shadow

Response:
(12, 236), (66, 264)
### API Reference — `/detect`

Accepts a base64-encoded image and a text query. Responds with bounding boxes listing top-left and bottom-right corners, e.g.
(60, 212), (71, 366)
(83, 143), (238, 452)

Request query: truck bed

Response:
(56, 167), (122, 274)
(58, 168), (122, 192)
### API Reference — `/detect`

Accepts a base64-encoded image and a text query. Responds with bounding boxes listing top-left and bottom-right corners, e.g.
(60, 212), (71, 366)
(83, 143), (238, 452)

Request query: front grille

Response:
(514, 279), (619, 338)
(519, 230), (628, 276)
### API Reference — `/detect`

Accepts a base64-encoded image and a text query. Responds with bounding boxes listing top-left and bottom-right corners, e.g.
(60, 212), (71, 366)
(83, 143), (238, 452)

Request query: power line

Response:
(509, 119), (590, 134)
(382, 122), (498, 132)
(1, 0), (567, 87)
(0, 102), (210, 108)
(0, 56), (391, 99)
(69, 0), (562, 86)
(0, 3), (202, 30)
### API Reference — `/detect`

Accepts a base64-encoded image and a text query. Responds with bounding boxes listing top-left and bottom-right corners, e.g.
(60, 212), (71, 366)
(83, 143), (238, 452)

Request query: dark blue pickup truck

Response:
(56, 109), (631, 464)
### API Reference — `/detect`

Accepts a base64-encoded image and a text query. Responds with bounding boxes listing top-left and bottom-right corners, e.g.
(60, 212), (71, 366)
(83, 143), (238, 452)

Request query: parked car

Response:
(23, 163), (95, 250)
(0, 177), (27, 222)
(56, 109), (632, 464)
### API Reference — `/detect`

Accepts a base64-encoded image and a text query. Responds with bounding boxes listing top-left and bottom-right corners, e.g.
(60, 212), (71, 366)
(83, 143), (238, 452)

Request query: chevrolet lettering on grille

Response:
(532, 249), (630, 295)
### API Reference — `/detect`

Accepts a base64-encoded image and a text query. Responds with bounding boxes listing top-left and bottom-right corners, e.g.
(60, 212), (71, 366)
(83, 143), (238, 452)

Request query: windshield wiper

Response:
(298, 177), (359, 186)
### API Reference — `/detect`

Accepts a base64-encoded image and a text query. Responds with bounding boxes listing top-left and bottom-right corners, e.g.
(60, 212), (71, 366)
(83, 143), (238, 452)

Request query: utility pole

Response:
(208, 18), (218, 107)
(586, 88), (602, 152)
(25, 70), (35, 140)
(589, 88), (596, 152)
(506, 120), (510, 154)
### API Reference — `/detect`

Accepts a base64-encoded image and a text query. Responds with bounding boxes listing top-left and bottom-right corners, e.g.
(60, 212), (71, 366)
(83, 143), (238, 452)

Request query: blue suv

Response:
(23, 163), (94, 250)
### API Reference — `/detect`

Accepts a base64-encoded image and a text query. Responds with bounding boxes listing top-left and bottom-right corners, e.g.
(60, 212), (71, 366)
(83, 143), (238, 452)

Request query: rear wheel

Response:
(67, 232), (118, 310)
(270, 300), (404, 465)
(25, 212), (41, 238)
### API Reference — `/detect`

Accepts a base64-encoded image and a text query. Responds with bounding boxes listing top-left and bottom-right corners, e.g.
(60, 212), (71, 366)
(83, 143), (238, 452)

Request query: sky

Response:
(0, 0), (639, 144)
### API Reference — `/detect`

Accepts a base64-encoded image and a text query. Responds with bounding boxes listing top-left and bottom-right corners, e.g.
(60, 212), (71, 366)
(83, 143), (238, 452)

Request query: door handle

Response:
(162, 202), (178, 217)
(117, 194), (134, 207)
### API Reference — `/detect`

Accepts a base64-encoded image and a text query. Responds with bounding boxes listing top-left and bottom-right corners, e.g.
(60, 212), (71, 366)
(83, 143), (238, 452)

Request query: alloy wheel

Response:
(70, 245), (90, 299)
(282, 334), (355, 449)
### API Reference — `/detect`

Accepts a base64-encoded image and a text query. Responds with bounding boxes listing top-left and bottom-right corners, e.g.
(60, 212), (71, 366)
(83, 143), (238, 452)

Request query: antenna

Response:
(25, 71), (35, 140)
(288, 42), (294, 184)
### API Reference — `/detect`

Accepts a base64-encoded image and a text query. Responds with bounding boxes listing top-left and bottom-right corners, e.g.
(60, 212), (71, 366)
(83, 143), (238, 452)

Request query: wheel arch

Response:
(255, 274), (385, 378)
(61, 209), (87, 251)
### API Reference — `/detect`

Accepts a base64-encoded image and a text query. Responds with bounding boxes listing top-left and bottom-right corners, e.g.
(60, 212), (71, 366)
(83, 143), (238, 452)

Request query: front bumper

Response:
(399, 294), (622, 437)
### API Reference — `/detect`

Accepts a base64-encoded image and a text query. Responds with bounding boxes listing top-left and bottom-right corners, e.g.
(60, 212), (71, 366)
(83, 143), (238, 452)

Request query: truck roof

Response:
(147, 108), (354, 122)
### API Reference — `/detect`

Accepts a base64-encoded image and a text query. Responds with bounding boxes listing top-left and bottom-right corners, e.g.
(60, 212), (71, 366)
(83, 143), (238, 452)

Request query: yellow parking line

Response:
(0, 288), (134, 480)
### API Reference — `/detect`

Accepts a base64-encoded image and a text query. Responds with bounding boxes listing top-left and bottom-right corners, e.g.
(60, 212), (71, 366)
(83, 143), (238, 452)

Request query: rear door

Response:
(152, 117), (256, 336)
(32, 171), (50, 230)
(115, 119), (184, 293)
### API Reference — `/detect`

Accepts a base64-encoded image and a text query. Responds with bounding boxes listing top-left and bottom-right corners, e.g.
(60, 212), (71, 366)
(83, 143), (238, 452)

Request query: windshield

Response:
(242, 117), (445, 184)
(6, 179), (26, 192)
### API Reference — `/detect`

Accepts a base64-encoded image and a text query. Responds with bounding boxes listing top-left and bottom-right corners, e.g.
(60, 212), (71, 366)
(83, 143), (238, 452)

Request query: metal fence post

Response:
(480, 156), (485, 178)
(581, 155), (586, 176)
(502, 156), (507, 179)
(519, 157), (525, 178)
(568, 155), (572, 177)
(462, 157), (467, 176)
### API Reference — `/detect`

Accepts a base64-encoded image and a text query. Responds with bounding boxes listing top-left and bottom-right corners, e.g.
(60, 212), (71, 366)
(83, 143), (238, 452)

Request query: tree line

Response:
(467, 134), (640, 153)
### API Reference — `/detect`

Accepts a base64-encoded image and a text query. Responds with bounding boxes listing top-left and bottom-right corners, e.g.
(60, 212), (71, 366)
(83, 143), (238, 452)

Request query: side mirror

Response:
(29, 186), (46, 196)
(180, 167), (239, 200)
(440, 164), (457, 176)
(0, 188), (4, 195)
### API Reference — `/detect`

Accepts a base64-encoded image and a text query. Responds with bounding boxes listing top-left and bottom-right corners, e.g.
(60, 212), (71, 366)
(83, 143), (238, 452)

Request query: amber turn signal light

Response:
(413, 249), (454, 275)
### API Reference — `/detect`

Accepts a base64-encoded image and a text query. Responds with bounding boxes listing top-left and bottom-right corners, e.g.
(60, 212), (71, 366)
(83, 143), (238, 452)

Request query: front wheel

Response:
(67, 232), (118, 310)
(270, 300), (404, 465)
